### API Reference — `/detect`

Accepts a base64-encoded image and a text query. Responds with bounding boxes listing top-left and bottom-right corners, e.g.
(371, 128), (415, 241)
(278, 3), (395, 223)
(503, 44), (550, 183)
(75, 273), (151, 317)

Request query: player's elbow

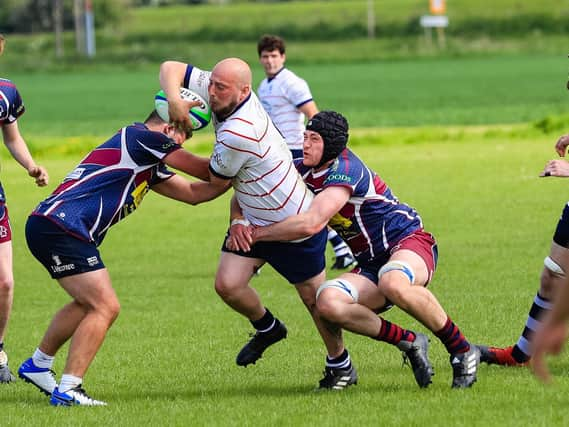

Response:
(300, 218), (327, 237)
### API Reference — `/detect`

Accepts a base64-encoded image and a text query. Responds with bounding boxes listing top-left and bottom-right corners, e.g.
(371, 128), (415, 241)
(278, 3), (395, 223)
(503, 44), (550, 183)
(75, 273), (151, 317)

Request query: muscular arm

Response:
(159, 60), (193, 133)
(2, 121), (48, 186)
(163, 148), (210, 181)
(152, 172), (231, 205)
(253, 186), (350, 242)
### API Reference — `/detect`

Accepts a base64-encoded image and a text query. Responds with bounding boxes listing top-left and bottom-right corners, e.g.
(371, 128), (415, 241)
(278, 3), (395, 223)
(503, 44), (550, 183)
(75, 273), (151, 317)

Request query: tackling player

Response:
(18, 109), (211, 406)
(0, 34), (49, 383)
(257, 34), (356, 270)
(239, 111), (481, 388)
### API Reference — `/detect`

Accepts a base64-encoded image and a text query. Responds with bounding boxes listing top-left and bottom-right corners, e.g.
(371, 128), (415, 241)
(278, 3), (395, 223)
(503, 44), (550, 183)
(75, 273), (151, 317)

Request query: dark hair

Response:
(306, 111), (349, 167)
(257, 34), (286, 56)
(144, 109), (166, 125)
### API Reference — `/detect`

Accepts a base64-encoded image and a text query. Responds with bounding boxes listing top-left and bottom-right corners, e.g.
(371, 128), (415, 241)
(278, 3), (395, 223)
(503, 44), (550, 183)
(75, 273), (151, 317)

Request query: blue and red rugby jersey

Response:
(31, 123), (181, 246)
(296, 148), (424, 263)
(0, 78), (25, 127)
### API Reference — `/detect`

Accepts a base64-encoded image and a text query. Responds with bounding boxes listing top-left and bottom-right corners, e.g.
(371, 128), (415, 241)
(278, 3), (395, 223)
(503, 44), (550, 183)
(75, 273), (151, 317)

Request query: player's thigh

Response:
(0, 241), (13, 285)
(58, 268), (118, 312)
(215, 251), (263, 288)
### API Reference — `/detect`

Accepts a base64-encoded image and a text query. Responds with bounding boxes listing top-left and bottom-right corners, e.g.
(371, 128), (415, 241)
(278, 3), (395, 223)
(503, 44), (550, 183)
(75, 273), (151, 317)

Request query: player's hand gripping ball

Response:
(155, 88), (212, 131)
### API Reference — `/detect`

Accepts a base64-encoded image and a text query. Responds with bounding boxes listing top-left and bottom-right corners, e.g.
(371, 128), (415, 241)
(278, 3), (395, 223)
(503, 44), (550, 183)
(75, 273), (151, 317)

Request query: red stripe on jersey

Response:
(240, 160), (283, 184)
(239, 166), (300, 212)
(82, 148), (121, 166)
(0, 81), (16, 89)
(229, 117), (254, 126)
(237, 161), (293, 197)
(218, 141), (271, 159)
(52, 179), (77, 195)
(220, 118), (268, 143)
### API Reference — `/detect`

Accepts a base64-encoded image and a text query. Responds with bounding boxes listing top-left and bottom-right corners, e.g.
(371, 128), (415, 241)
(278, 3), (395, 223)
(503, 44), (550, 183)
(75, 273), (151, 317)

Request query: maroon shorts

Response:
(390, 229), (438, 284)
(0, 204), (12, 243)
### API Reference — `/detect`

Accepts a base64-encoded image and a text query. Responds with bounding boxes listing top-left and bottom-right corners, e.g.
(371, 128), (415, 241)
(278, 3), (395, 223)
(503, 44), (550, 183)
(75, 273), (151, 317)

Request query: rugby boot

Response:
(236, 322), (288, 366)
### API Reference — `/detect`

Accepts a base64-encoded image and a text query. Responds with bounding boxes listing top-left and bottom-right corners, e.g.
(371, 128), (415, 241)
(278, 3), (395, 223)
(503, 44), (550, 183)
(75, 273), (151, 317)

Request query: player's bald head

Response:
(212, 58), (252, 90)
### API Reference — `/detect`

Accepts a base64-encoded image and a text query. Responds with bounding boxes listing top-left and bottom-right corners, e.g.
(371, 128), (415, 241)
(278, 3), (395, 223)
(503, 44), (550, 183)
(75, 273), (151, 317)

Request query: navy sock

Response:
(251, 308), (278, 333)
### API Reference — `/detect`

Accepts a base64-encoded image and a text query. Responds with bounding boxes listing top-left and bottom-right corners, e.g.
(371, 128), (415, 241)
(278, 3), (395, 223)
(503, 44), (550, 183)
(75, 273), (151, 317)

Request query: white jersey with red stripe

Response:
(257, 68), (313, 151)
(183, 64), (313, 226)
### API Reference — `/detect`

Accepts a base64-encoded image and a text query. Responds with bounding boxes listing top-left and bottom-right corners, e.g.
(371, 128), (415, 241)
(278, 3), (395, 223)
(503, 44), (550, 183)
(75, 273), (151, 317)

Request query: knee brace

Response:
(316, 279), (359, 303)
(544, 256), (565, 277)
(378, 260), (415, 285)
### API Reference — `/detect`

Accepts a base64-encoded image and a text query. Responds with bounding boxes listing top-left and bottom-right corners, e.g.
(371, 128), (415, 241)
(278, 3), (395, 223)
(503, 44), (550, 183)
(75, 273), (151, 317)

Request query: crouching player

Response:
(18, 109), (212, 406)
(232, 111), (481, 388)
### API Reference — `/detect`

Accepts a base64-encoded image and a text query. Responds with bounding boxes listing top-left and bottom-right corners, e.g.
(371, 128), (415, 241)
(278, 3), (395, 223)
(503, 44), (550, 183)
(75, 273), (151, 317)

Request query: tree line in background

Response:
(0, 0), (288, 33)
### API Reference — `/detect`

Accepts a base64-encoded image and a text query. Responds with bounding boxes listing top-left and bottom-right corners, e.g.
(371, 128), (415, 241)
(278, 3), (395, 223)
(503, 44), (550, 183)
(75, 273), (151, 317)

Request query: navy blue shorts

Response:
(553, 203), (569, 248)
(25, 215), (105, 279)
(222, 227), (327, 284)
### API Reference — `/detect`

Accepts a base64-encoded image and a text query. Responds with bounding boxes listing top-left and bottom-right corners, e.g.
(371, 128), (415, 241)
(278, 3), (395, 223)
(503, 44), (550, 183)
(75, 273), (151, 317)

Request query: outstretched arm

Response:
(252, 186), (350, 244)
(2, 121), (48, 186)
(163, 148), (211, 182)
(151, 172), (231, 205)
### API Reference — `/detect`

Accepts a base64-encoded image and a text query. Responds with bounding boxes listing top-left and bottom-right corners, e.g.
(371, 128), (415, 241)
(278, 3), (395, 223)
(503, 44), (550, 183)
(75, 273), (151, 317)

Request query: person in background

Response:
(0, 33), (49, 383)
(257, 34), (355, 270)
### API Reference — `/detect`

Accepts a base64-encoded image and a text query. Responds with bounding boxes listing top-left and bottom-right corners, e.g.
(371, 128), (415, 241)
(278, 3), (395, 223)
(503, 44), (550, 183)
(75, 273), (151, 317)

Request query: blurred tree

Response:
(0, 0), (127, 33)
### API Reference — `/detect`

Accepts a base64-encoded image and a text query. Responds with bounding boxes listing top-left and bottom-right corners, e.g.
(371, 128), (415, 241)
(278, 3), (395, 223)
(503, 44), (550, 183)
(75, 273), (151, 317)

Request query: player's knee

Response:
(0, 276), (14, 294)
(378, 261), (415, 286)
(315, 279), (358, 322)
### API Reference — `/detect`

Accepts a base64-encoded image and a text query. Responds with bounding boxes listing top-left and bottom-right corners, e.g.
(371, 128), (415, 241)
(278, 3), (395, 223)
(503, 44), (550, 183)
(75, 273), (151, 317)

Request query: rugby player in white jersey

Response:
(257, 34), (356, 270)
(160, 58), (355, 389)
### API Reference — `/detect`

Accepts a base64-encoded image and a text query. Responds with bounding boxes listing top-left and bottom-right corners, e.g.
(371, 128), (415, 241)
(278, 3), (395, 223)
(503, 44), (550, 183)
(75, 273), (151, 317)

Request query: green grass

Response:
(5, 52), (568, 146)
(2, 132), (569, 425)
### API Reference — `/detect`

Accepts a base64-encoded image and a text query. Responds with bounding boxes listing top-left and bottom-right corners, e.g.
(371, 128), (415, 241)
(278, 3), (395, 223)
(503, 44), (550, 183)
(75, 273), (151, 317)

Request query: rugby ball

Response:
(154, 88), (212, 131)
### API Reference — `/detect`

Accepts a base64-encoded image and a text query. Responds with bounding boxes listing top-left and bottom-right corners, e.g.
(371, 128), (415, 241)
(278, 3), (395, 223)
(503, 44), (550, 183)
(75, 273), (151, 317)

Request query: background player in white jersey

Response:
(237, 111), (481, 388)
(0, 34), (49, 383)
(160, 58), (349, 388)
(257, 34), (355, 270)
(18, 110), (212, 406)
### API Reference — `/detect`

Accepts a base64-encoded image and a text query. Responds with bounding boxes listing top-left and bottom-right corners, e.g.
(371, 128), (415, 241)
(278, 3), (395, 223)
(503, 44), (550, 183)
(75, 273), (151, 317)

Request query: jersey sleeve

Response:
(209, 132), (251, 179)
(149, 163), (175, 186)
(284, 77), (313, 108)
(183, 64), (211, 103)
(322, 156), (361, 194)
(0, 80), (25, 125)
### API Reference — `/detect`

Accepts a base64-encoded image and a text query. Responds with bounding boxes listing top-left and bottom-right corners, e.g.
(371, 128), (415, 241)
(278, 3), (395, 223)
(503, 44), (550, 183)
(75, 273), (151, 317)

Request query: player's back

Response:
(32, 123), (178, 244)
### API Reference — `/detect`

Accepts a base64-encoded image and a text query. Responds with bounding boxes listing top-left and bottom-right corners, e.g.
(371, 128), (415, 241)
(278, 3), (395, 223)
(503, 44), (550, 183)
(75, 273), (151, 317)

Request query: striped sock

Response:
(435, 316), (470, 355)
(512, 293), (552, 362)
(374, 318), (416, 345)
(328, 229), (350, 257)
(326, 349), (351, 370)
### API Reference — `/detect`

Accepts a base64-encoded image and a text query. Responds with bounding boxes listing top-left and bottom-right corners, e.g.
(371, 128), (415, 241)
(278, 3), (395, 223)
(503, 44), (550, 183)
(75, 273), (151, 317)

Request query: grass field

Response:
(5, 52), (568, 147)
(2, 132), (569, 425)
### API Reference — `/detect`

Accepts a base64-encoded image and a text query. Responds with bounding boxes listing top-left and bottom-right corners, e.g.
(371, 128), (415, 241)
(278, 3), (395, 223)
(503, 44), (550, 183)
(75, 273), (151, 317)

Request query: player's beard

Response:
(212, 99), (239, 121)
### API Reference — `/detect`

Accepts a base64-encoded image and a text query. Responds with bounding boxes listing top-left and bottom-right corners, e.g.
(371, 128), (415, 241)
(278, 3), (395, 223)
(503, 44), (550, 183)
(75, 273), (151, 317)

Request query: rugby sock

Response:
(435, 316), (470, 355)
(32, 348), (55, 369)
(251, 307), (279, 333)
(374, 317), (416, 345)
(327, 229), (350, 257)
(511, 293), (552, 363)
(326, 348), (352, 370)
(59, 374), (82, 393)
